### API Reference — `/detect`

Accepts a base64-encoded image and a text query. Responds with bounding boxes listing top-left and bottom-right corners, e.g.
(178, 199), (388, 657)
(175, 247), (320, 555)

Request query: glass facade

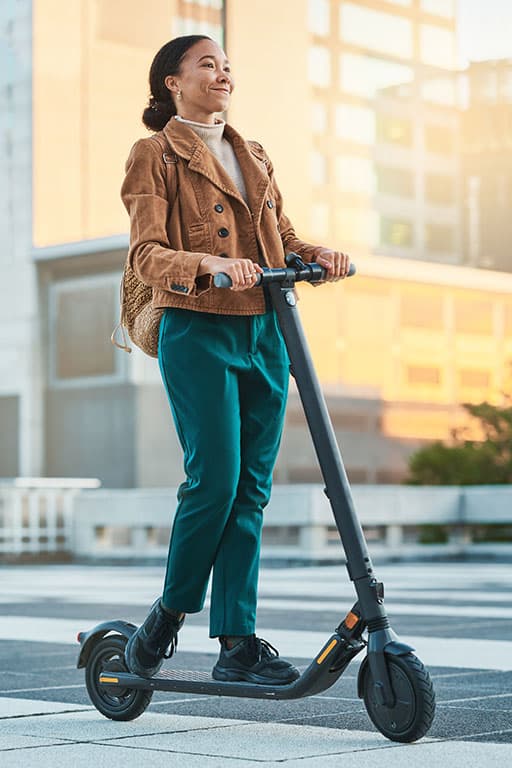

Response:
(420, 0), (455, 18)
(340, 53), (413, 98)
(340, 3), (413, 60)
(308, 45), (331, 87)
(380, 217), (414, 248)
(336, 155), (375, 194)
(420, 24), (456, 69)
(335, 104), (376, 144)
(308, 0), (330, 36)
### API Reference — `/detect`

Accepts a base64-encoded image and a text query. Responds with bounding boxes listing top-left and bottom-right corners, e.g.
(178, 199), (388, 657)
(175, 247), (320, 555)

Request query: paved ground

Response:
(0, 561), (511, 766)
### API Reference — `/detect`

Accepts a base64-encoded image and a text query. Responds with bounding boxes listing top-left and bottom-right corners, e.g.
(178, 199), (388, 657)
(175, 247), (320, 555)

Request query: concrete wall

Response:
(45, 384), (136, 488)
(0, 2), (40, 477)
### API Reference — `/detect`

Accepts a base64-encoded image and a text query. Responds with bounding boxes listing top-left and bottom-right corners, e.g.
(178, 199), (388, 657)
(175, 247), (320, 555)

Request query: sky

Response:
(457, 0), (512, 66)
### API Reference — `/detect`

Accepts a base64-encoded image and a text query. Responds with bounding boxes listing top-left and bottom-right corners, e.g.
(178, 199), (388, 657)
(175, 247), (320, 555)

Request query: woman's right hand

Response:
(198, 255), (263, 291)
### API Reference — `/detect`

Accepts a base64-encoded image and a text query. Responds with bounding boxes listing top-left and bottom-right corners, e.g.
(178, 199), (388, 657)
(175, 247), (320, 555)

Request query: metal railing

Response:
(0, 478), (100, 557)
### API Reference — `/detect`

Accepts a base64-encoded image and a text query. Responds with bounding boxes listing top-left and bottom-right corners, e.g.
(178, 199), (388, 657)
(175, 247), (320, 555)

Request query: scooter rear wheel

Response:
(362, 652), (435, 742)
(85, 634), (153, 720)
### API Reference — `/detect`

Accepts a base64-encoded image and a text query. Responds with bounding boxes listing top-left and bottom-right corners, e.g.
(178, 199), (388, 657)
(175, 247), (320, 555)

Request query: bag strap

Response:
(111, 134), (179, 354)
(150, 132), (179, 208)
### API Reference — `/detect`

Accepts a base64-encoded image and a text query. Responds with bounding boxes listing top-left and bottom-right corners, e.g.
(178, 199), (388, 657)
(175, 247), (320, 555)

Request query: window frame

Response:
(48, 272), (127, 389)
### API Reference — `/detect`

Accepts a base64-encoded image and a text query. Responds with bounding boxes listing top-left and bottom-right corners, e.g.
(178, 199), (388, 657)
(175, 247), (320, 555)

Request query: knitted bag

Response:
(111, 134), (178, 358)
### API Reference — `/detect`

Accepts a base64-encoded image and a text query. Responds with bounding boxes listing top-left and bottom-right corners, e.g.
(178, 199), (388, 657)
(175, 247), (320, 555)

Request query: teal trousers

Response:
(157, 306), (289, 637)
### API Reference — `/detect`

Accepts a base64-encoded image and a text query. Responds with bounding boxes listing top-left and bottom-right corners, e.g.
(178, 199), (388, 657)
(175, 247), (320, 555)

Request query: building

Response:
(302, 0), (461, 264)
(2, 0), (511, 488)
(462, 58), (512, 272)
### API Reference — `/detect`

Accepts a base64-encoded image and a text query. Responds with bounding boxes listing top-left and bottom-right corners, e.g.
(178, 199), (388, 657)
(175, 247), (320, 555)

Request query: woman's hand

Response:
(313, 248), (351, 281)
(198, 255), (263, 291)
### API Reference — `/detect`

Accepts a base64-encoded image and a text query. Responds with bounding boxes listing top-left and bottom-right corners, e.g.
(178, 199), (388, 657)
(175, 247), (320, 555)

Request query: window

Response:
(309, 46), (331, 87)
(183, 0), (223, 6)
(340, 53), (413, 98)
(422, 76), (457, 106)
(308, 0), (330, 36)
(340, 3), (413, 60)
(420, 0), (455, 18)
(173, 17), (223, 43)
(310, 151), (327, 185)
(425, 123), (454, 154)
(458, 369), (490, 388)
(380, 217), (414, 247)
(401, 294), (444, 329)
(420, 24), (456, 69)
(335, 104), (376, 144)
(377, 114), (413, 146)
(406, 366), (442, 385)
(376, 166), (414, 198)
(425, 223), (454, 252)
(454, 300), (493, 334)
(425, 173), (455, 205)
(336, 155), (376, 194)
(50, 275), (121, 383)
(311, 102), (327, 133)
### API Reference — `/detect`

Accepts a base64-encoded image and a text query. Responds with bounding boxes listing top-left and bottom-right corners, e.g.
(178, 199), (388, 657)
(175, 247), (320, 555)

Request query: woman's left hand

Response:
(313, 248), (351, 281)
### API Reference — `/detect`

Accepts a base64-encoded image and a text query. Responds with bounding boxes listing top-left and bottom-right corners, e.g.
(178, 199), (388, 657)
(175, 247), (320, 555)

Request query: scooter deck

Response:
(98, 634), (366, 701)
(100, 668), (296, 699)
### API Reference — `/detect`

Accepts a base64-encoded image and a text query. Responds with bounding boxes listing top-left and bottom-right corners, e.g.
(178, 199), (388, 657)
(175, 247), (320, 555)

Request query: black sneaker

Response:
(212, 635), (300, 685)
(125, 599), (184, 679)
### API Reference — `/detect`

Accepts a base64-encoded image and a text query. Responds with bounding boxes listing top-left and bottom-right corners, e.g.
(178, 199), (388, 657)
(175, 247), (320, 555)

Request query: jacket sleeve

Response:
(120, 138), (212, 296)
(259, 146), (324, 264)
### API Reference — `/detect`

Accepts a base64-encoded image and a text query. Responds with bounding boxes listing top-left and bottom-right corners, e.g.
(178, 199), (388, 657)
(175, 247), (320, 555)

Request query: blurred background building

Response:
(1, 0), (512, 487)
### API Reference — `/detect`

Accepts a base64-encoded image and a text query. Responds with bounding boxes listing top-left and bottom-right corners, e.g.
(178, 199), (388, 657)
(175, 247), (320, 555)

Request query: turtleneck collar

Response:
(173, 115), (225, 146)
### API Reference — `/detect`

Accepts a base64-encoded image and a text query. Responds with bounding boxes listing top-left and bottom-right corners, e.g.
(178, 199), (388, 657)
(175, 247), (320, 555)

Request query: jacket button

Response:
(267, 200), (274, 209)
(214, 203), (224, 213)
(218, 252), (229, 258)
(218, 227), (229, 238)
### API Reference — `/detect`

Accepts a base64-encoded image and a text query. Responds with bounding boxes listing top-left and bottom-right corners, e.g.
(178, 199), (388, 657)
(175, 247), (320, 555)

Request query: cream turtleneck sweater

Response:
(173, 115), (248, 204)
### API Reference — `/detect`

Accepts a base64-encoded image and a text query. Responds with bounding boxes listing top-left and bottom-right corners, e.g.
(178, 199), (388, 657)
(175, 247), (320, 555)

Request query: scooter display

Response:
(77, 254), (435, 743)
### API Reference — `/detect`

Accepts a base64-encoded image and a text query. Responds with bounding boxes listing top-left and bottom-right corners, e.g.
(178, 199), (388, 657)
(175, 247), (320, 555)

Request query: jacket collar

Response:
(162, 117), (270, 218)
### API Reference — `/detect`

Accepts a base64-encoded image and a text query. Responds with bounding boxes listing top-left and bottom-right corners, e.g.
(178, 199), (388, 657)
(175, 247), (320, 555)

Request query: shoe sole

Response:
(212, 666), (299, 686)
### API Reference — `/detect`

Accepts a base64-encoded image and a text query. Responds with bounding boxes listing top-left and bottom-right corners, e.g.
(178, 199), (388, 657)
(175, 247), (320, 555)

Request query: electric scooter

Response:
(77, 254), (435, 743)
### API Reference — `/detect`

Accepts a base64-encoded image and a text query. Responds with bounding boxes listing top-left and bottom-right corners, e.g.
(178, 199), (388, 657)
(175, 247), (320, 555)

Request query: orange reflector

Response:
(316, 638), (338, 665)
(100, 676), (119, 684)
(344, 612), (359, 629)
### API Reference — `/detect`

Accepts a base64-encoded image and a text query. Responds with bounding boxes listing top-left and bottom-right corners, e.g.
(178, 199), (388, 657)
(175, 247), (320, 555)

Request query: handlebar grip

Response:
(347, 262), (356, 277)
(213, 273), (233, 288)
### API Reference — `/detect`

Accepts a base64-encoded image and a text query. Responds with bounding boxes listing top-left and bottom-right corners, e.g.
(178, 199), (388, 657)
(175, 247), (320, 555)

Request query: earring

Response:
(177, 90), (182, 100)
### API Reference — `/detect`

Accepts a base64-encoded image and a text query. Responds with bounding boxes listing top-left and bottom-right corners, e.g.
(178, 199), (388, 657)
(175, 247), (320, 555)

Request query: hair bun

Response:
(143, 96), (175, 131)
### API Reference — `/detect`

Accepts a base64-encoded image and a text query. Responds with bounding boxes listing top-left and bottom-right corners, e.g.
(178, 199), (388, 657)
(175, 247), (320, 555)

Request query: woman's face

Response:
(166, 38), (234, 124)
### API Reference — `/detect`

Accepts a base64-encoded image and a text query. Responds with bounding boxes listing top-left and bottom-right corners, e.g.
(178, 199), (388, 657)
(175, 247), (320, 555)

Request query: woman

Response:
(122, 34), (350, 685)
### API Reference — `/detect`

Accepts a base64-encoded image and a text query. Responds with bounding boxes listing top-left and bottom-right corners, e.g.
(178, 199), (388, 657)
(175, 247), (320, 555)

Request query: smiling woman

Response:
(119, 34), (352, 687)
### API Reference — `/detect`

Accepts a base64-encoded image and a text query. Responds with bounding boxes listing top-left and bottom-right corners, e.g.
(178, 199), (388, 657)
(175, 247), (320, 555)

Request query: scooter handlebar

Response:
(213, 259), (356, 289)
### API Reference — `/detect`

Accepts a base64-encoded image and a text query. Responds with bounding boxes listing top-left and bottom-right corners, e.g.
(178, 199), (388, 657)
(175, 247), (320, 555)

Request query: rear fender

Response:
(76, 620), (137, 668)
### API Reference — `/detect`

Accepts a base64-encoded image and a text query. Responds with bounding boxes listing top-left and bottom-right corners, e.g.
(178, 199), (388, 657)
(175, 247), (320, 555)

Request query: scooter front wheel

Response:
(85, 634), (153, 720)
(362, 652), (435, 742)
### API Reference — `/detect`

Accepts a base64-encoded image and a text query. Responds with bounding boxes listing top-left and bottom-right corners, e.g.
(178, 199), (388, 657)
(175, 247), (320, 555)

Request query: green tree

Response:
(406, 399), (512, 485)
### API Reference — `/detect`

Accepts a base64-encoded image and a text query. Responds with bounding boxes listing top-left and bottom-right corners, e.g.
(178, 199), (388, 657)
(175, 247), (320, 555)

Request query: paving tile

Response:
(0, 696), (89, 718)
(0, 735), (68, 751)
(0, 743), (249, 768)
(108, 721), (394, 761)
(0, 708), (247, 741)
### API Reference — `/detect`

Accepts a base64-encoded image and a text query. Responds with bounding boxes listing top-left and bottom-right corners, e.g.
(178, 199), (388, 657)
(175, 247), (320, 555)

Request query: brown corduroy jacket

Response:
(121, 118), (323, 315)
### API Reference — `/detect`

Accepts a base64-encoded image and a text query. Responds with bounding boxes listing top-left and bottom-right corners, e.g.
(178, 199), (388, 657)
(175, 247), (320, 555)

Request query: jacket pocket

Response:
(187, 221), (212, 253)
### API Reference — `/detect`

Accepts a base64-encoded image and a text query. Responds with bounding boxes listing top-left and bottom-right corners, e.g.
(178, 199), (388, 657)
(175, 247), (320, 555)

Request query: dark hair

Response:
(142, 35), (212, 131)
